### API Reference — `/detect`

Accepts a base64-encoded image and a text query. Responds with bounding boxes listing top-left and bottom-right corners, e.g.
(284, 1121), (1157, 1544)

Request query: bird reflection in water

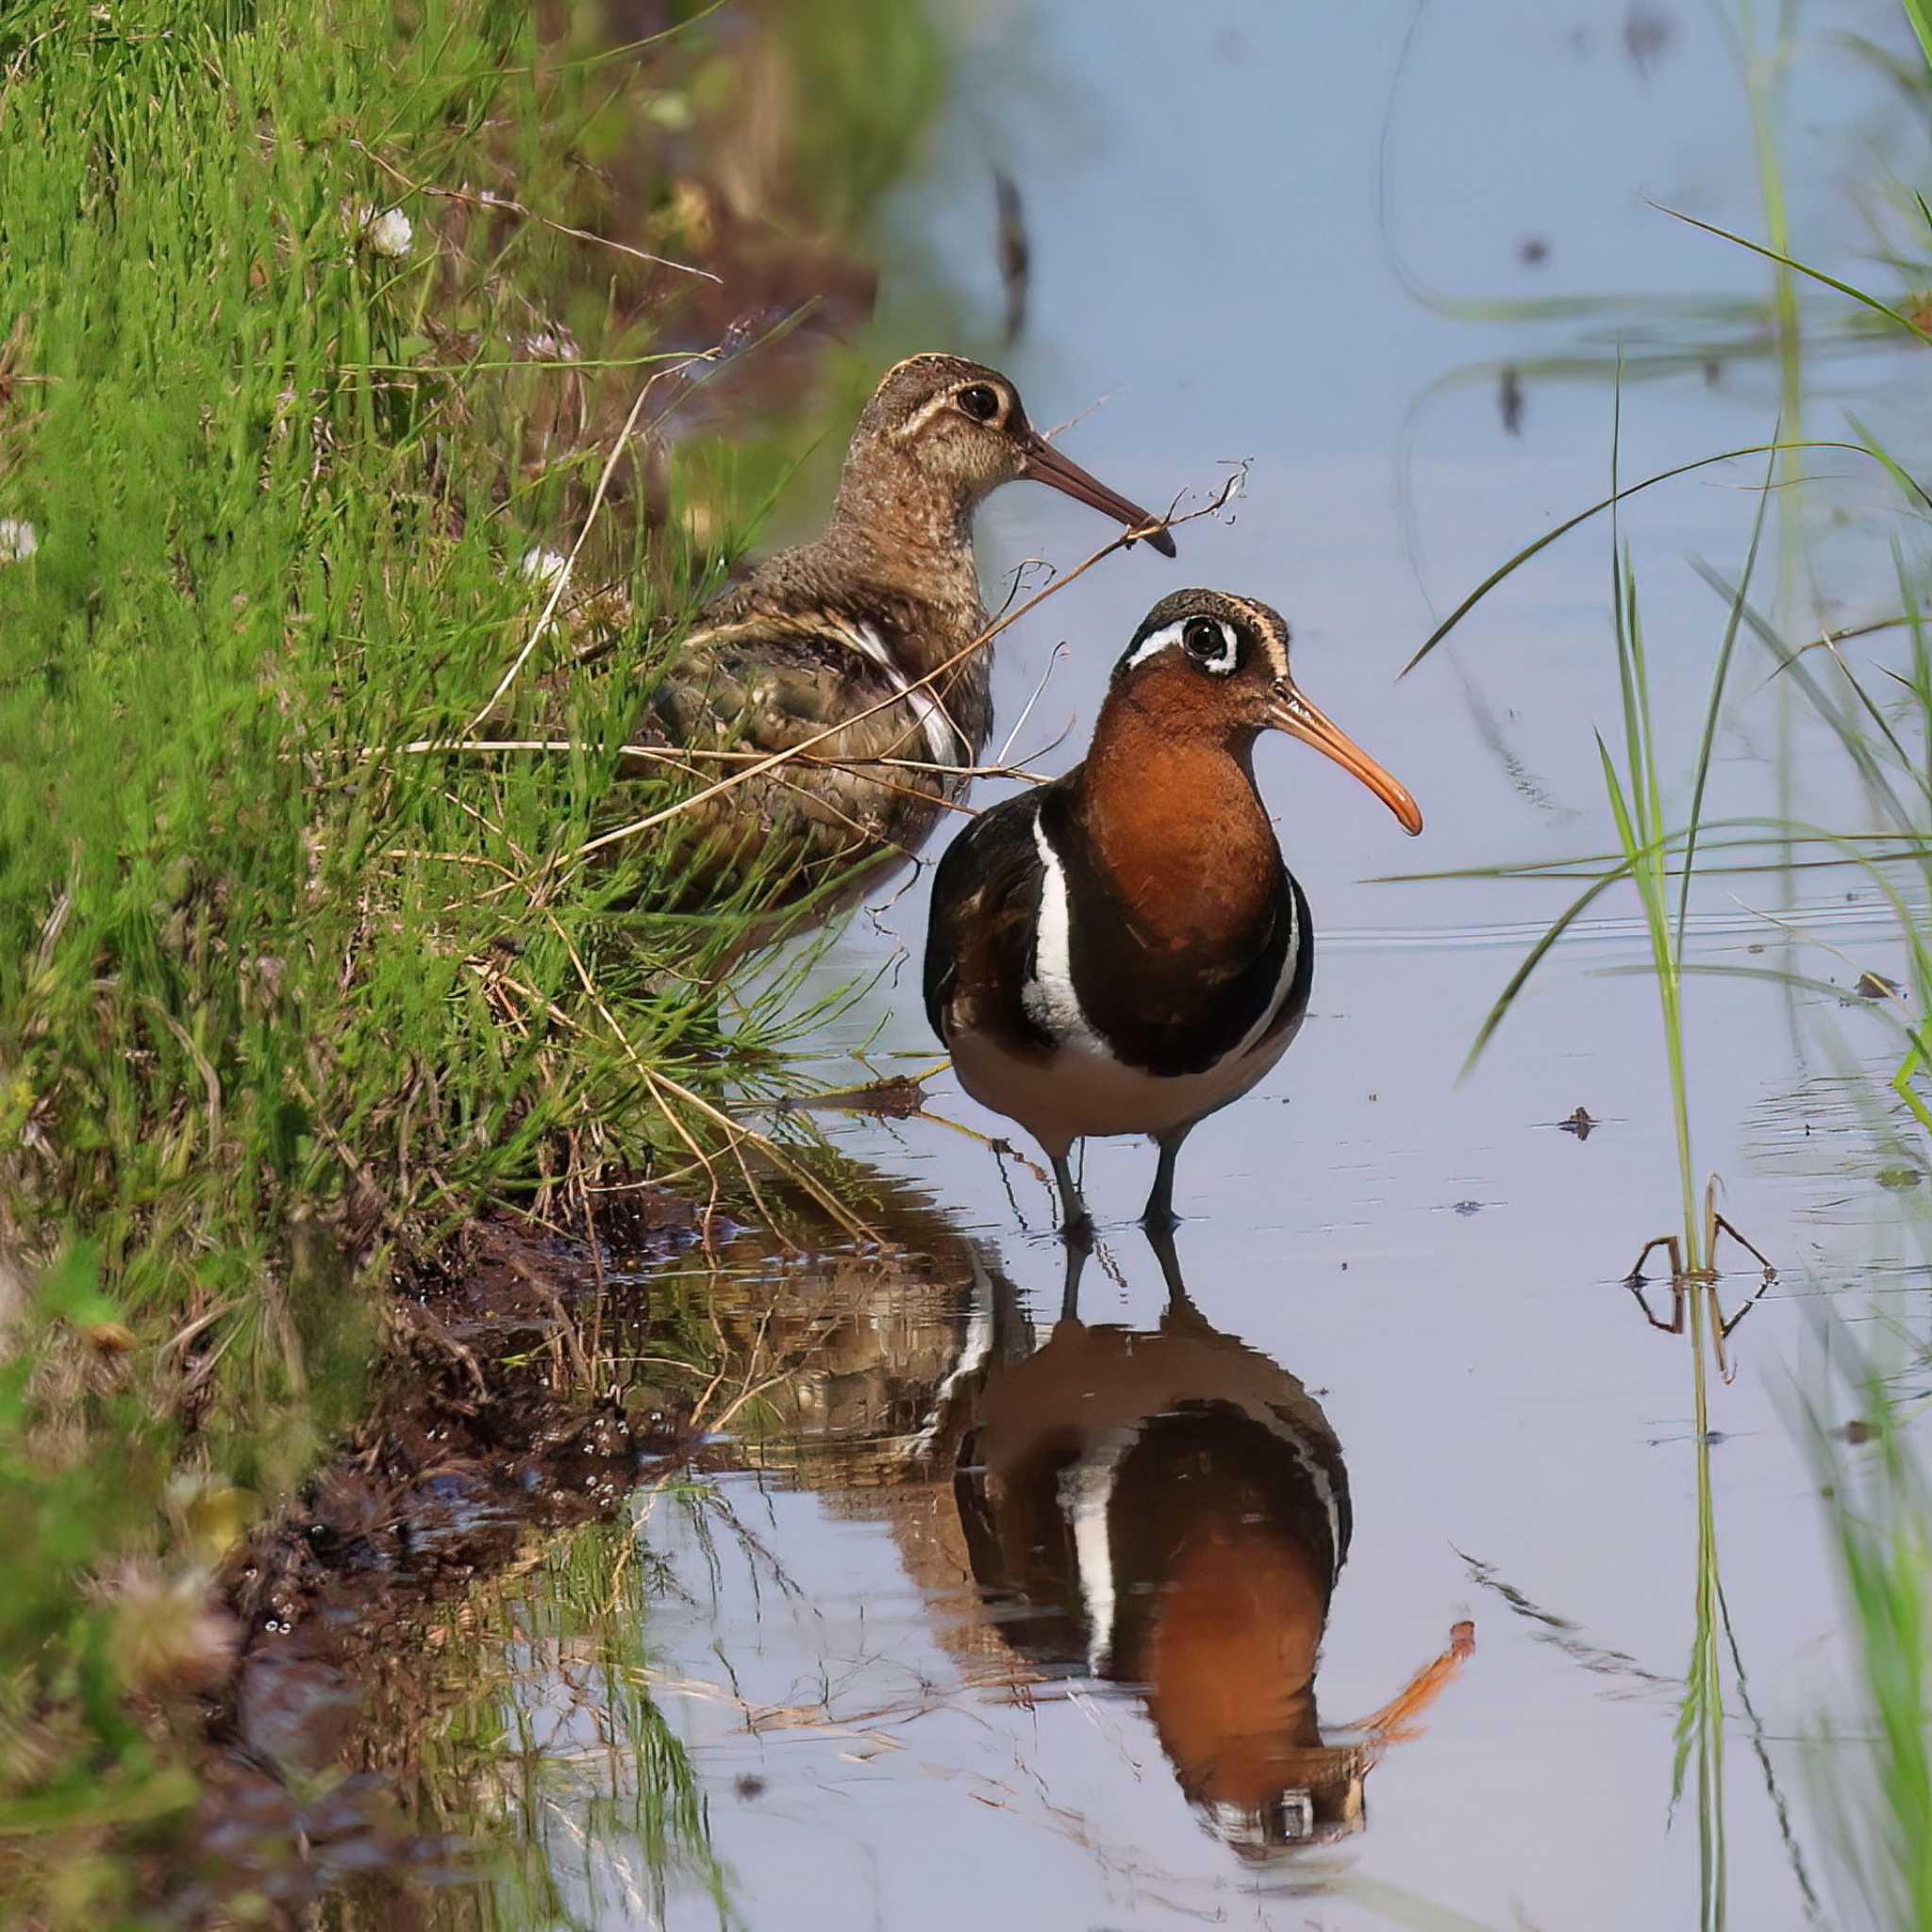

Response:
(711, 1213), (1473, 1861)
(936, 1237), (1472, 1856)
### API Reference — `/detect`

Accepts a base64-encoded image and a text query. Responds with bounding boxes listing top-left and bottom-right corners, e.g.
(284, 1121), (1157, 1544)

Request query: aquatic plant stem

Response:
(1689, 1282), (1728, 1932)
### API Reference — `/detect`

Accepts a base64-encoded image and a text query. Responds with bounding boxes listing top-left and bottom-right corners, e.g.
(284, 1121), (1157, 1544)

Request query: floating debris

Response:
(1517, 235), (1549, 268)
(774, 1074), (928, 1119)
(1623, 6), (1674, 76)
(1498, 364), (1524, 437)
(1856, 971), (1904, 1000)
(992, 167), (1030, 347)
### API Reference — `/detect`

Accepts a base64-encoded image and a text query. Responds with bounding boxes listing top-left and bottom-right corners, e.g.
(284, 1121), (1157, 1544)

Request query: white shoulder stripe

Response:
(841, 619), (967, 766)
(1236, 880), (1300, 1060)
(1061, 1430), (1138, 1674)
(1020, 810), (1116, 1060)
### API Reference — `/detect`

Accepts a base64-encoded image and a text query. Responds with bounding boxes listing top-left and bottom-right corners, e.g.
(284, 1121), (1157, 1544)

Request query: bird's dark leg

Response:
(1141, 1125), (1193, 1232)
(1145, 1222), (1221, 1340)
(1051, 1151), (1092, 1248)
(1059, 1239), (1090, 1323)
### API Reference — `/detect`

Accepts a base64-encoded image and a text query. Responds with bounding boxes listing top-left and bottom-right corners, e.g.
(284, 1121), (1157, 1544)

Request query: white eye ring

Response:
(1123, 617), (1240, 676)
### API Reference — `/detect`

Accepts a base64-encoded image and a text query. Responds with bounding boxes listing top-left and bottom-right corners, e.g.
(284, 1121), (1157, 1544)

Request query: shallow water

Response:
(269, 6), (1932, 1927)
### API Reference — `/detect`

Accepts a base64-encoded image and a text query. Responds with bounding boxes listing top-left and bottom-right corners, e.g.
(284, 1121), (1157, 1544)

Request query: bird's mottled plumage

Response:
(632, 353), (1174, 923)
(924, 589), (1422, 1236)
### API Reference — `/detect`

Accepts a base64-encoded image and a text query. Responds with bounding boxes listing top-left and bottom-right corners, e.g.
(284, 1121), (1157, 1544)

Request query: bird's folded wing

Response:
(644, 610), (968, 773)
(622, 612), (969, 906)
(923, 793), (1052, 1050)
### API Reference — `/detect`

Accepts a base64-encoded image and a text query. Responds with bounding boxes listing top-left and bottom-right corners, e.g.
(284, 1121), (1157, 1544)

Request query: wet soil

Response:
(172, 1206), (706, 1924)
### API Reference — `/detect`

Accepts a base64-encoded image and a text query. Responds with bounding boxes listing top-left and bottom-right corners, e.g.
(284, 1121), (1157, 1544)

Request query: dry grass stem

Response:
(469, 358), (709, 732)
(570, 465), (1246, 867)
(350, 139), (719, 284)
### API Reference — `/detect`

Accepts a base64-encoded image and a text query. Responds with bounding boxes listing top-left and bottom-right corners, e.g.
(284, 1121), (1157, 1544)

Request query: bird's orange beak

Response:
(1269, 679), (1423, 835)
(1020, 433), (1178, 558)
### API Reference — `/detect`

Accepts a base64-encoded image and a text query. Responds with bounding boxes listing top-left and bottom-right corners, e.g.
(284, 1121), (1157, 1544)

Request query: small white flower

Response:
(520, 547), (571, 592)
(644, 92), (693, 132)
(362, 207), (413, 260)
(0, 518), (39, 563)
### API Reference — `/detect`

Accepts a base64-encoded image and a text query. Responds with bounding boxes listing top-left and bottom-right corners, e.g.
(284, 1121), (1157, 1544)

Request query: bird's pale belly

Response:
(952, 1023), (1296, 1158)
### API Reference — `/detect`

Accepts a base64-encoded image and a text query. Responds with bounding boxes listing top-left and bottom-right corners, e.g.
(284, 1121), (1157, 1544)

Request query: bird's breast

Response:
(1026, 800), (1307, 1080)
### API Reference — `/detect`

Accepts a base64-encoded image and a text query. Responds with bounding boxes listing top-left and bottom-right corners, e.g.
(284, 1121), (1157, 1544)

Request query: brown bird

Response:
(638, 353), (1174, 924)
(924, 589), (1421, 1238)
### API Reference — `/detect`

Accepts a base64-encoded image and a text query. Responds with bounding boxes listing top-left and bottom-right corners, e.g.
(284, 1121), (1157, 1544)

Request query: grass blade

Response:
(1900, 0), (1932, 71)
(1676, 443), (1779, 960)
(1400, 441), (1927, 677)
(1459, 855), (1641, 1074)
(1649, 202), (1932, 347)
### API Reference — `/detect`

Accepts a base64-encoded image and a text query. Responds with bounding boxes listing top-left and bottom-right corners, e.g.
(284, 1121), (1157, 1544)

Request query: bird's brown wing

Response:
(625, 611), (973, 915)
(923, 786), (1055, 1054)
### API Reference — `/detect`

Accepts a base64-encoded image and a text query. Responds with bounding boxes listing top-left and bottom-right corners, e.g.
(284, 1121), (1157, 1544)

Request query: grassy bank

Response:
(0, 0), (944, 1917)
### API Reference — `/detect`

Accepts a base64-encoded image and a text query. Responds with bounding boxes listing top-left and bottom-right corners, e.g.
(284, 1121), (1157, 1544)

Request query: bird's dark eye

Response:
(957, 384), (1001, 423)
(1183, 616), (1231, 663)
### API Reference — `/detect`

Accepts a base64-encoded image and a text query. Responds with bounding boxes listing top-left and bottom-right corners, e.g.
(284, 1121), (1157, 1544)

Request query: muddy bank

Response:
(171, 1203), (706, 1924)
(162, 1181), (975, 1921)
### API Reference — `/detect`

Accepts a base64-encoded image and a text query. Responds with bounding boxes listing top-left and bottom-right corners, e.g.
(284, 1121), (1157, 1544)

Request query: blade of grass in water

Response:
(1678, 444), (1779, 958)
(1681, 1284), (1728, 1932)
(1903, 0), (1932, 70)
(1401, 440), (1932, 678)
(1804, 1341), (1932, 1929)
(1605, 373), (1724, 1921)
(1432, 366), (1807, 1924)
(1844, 408), (1932, 515)
(1688, 565), (1927, 835)
(1657, 187), (1932, 346)
(1605, 359), (1701, 1262)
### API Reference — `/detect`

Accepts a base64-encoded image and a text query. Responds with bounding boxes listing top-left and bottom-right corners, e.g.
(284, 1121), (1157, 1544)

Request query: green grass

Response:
(1807, 1356), (1932, 1932)
(0, 0), (946, 1918)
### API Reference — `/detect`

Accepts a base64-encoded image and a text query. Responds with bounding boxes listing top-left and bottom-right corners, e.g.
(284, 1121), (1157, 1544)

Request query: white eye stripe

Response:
(1121, 621), (1185, 673)
(1225, 600), (1291, 679)
(1122, 617), (1241, 676)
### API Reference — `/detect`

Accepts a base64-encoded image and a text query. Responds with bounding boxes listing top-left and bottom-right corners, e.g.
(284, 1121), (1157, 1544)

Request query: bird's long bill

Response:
(1020, 434), (1178, 557)
(1271, 681), (1424, 835)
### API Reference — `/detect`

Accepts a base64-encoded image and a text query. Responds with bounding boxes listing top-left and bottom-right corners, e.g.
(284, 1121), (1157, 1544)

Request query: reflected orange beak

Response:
(1020, 433), (1178, 557)
(1269, 680), (1423, 835)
